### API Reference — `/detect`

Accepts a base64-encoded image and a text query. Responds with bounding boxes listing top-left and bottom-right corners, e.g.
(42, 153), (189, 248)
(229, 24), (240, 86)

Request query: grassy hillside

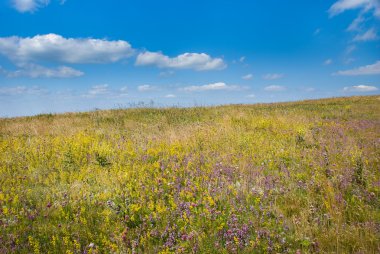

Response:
(0, 96), (379, 253)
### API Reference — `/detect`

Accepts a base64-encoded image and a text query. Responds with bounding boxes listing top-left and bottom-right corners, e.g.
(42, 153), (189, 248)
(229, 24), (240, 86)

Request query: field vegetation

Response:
(0, 96), (379, 253)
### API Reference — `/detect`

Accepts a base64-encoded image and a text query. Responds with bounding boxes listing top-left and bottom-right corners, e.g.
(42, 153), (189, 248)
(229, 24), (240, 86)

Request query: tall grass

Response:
(0, 96), (379, 253)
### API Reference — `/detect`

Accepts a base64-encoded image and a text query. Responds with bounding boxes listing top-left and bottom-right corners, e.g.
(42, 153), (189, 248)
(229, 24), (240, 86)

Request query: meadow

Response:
(0, 96), (379, 253)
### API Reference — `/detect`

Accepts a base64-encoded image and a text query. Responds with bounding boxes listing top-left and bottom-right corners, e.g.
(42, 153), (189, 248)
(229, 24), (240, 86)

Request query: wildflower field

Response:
(0, 96), (379, 253)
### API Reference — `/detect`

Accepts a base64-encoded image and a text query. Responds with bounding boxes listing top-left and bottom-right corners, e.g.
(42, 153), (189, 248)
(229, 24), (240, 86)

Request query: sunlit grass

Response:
(0, 96), (379, 253)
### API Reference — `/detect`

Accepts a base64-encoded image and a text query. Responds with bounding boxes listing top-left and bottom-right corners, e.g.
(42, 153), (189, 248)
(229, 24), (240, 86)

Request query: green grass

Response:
(0, 96), (379, 253)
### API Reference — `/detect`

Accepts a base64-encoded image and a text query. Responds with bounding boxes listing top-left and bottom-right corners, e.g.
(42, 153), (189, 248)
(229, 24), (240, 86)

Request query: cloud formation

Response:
(343, 85), (378, 92)
(304, 87), (316, 92)
(84, 84), (128, 98)
(136, 51), (226, 71)
(85, 84), (110, 97)
(329, 0), (380, 45)
(0, 85), (47, 96)
(137, 85), (155, 92)
(242, 73), (253, 80)
(1, 64), (83, 78)
(353, 28), (379, 41)
(12, 0), (49, 13)
(263, 73), (284, 80)
(329, 0), (380, 17)
(334, 61), (380, 75)
(11, 0), (67, 13)
(183, 82), (241, 92)
(264, 85), (286, 92)
(324, 59), (333, 65)
(347, 15), (366, 31)
(0, 34), (134, 64)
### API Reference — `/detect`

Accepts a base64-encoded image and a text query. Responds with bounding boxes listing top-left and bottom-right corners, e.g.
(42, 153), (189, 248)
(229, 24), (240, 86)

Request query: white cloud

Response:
(165, 94), (176, 98)
(334, 60), (380, 75)
(263, 73), (284, 80)
(329, 1), (380, 43)
(85, 84), (110, 97)
(347, 15), (366, 31)
(119, 87), (128, 97)
(120, 87), (128, 93)
(345, 45), (357, 54)
(11, 0), (67, 13)
(2, 64), (83, 78)
(343, 45), (356, 64)
(0, 85), (47, 96)
(239, 56), (246, 63)
(343, 85), (378, 92)
(137, 85), (155, 92)
(12, 0), (50, 13)
(242, 73), (253, 80)
(246, 94), (256, 98)
(135, 51), (226, 71)
(344, 57), (356, 64)
(159, 70), (175, 77)
(0, 66), (7, 75)
(305, 87), (316, 92)
(264, 85), (286, 92)
(0, 34), (134, 64)
(314, 28), (321, 35)
(83, 85), (129, 98)
(182, 82), (242, 92)
(329, 0), (380, 18)
(353, 28), (379, 41)
(324, 59), (333, 65)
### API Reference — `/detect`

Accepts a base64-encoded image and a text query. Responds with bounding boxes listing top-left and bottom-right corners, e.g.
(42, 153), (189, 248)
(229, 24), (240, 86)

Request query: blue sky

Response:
(0, 0), (379, 117)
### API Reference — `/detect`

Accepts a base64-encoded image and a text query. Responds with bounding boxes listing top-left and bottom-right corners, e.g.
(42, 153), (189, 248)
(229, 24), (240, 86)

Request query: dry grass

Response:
(0, 96), (379, 253)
